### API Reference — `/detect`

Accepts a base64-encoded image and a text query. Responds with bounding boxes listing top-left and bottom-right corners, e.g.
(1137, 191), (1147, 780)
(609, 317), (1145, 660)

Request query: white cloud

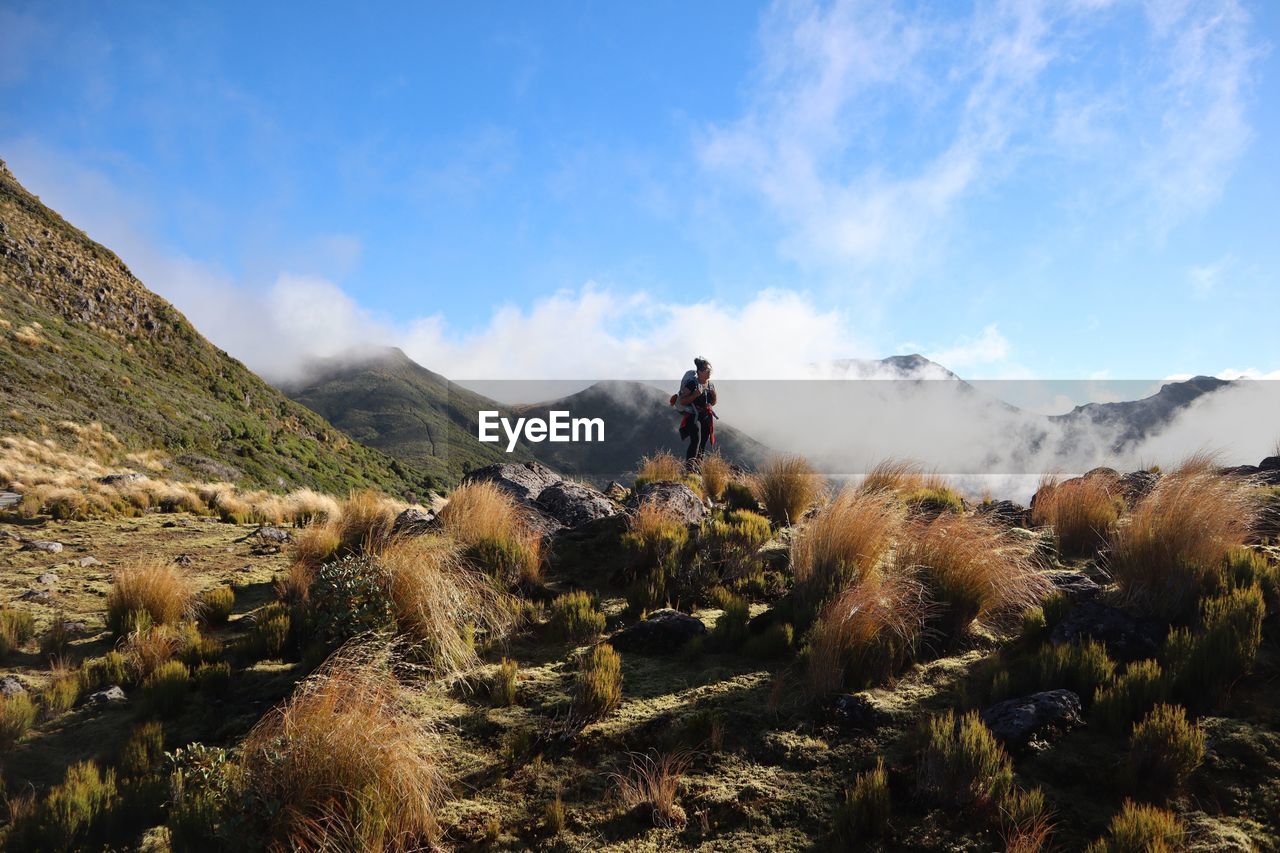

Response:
(699, 0), (1263, 269)
(1187, 254), (1234, 299)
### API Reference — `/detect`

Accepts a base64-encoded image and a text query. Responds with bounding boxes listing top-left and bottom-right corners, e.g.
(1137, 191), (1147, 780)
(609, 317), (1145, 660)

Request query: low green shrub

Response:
(25, 761), (120, 850)
(917, 710), (1013, 809)
(81, 652), (128, 691)
(166, 743), (244, 851)
(40, 616), (73, 658)
(743, 622), (793, 659)
(574, 643), (622, 721)
(1019, 606), (1047, 644)
(1037, 640), (1115, 703)
(1041, 591), (1071, 630)
(307, 555), (395, 651)
(543, 792), (566, 836)
(120, 721), (166, 777)
(141, 660), (190, 718)
(253, 602), (292, 659)
(834, 757), (890, 843)
(0, 692), (37, 749)
(1164, 584), (1265, 708)
(1085, 799), (1184, 852)
(195, 661), (232, 698)
(723, 481), (761, 512)
(711, 592), (750, 650)
(1092, 660), (1168, 735)
(198, 586), (235, 626)
(41, 666), (81, 716)
(1126, 704), (1204, 799)
(547, 590), (606, 641)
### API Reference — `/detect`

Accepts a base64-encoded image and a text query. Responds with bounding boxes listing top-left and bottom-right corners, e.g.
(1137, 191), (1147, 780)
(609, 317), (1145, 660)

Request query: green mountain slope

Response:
(0, 159), (431, 498)
(280, 347), (539, 484)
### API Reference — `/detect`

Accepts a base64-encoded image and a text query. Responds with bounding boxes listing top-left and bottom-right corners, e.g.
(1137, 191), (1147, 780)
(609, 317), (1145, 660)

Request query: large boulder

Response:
(1117, 470), (1160, 505)
(463, 461), (563, 504)
(1043, 568), (1103, 602)
(976, 499), (1028, 527)
(391, 507), (438, 537)
(1051, 600), (1164, 660)
(610, 609), (707, 654)
(625, 481), (708, 525)
(536, 481), (619, 528)
(0, 676), (27, 698)
(982, 689), (1083, 746)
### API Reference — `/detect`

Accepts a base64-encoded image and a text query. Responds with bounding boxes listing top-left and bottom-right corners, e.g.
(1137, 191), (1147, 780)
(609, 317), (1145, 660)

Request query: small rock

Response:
(255, 526), (292, 544)
(85, 685), (127, 705)
(830, 693), (893, 730)
(76, 556), (103, 567)
(18, 589), (55, 604)
(35, 572), (59, 585)
(536, 480), (620, 528)
(982, 689), (1083, 746)
(1043, 569), (1102, 601)
(391, 507), (437, 537)
(174, 554), (193, 567)
(0, 676), (27, 697)
(975, 499), (1028, 527)
(98, 472), (144, 486)
(605, 481), (628, 502)
(21, 540), (63, 554)
(610, 608), (707, 654)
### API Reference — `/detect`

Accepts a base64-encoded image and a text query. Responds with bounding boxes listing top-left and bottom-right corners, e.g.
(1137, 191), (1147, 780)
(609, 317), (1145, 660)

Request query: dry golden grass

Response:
(859, 459), (946, 496)
(285, 488), (343, 525)
(335, 489), (403, 555)
(806, 570), (929, 694)
(1031, 472), (1123, 558)
(239, 643), (446, 851)
(119, 623), (195, 682)
(438, 481), (542, 586)
(753, 454), (824, 525)
(106, 559), (198, 636)
(697, 452), (731, 501)
(379, 535), (515, 677)
(893, 512), (1047, 641)
(1107, 454), (1257, 619)
(637, 450), (685, 483)
(791, 488), (907, 622)
(611, 750), (692, 829)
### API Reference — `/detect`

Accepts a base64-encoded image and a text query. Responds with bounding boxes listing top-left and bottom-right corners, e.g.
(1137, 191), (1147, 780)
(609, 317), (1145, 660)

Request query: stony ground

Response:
(3, 511), (1279, 851)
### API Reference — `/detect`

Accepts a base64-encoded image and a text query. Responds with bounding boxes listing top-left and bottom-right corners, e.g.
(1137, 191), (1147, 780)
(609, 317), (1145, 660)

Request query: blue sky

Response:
(2, 0), (1277, 385)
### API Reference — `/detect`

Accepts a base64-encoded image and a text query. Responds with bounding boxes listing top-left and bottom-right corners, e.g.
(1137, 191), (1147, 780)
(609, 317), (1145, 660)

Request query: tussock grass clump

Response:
(40, 616), (73, 658)
(439, 481), (542, 586)
(1037, 640), (1116, 703)
(1084, 800), (1184, 853)
(697, 452), (731, 500)
(285, 488), (343, 526)
(791, 488), (905, 626)
(710, 590), (750, 649)
(199, 586), (235, 626)
(859, 459), (935, 496)
(1223, 546), (1279, 612)
(898, 513), (1047, 641)
(289, 523), (344, 579)
(380, 536), (515, 676)
(917, 710), (1013, 809)
(547, 590), (606, 641)
(0, 692), (37, 749)
(806, 572), (928, 694)
(612, 750), (691, 829)
(1107, 454), (1256, 619)
(106, 559), (197, 636)
(196, 660), (232, 697)
(239, 643), (447, 851)
(253, 602), (292, 659)
(636, 450), (685, 484)
(904, 485), (965, 516)
(41, 660), (82, 716)
(753, 454), (823, 525)
(723, 478), (761, 512)
(1164, 583), (1264, 708)
(543, 793), (566, 835)
(1031, 472), (1123, 558)
(337, 489), (403, 555)
(1126, 704), (1204, 799)
(743, 622), (794, 659)
(1092, 659), (1168, 734)
(622, 500), (691, 611)
(120, 623), (197, 681)
(833, 757), (890, 843)
(490, 658), (518, 707)
(1001, 786), (1054, 853)
(0, 606), (36, 657)
(574, 643), (623, 722)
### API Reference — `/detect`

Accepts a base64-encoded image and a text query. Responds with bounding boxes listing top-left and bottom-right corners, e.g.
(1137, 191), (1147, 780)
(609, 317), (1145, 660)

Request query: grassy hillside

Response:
(0, 159), (431, 498)
(280, 347), (540, 485)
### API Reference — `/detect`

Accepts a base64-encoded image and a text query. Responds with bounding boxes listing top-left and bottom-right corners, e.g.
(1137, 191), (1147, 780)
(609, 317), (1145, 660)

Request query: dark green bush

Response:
(253, 602), (293, 659)
(307, 555), (394, 651)
(120, 721), (166, 777)
(743, 622), (793, 659)
(547, 590), (606, 641)
(198, 586), (235, 626)
(141, 660), (190, 718)
(1126, 704), (1204, 800)
(711, 591), (750, 649)
(1092, 659), (1168, 734)
(81, 651), (128, 690)
(0, 606), (36, 657)
(917, 710), (1013, 809)
(490, 658), (518, 707)
(1165, 584), (1265, 708)
(166, 743), (245, 851)
(1085, 799), (1184, 852)
(1037, 640), (1115, 703)
(574, 643), (622, 721)
(0, 692), (37, 749)
(195, 661), (232, 698)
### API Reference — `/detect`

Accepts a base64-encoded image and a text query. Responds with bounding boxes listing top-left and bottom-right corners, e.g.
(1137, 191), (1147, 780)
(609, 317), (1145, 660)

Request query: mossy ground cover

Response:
(3, 494), (1279, 850)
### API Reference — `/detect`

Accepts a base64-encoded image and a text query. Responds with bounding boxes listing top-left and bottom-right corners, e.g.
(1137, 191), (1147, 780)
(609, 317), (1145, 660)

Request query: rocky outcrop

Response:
(625, 481), (708, 525)
(461, 461), (621, 535)
(610, 609), (707, 654)
(391, 507), (438, 537)
(982, 690), (1083, 746)
(1051, 600), (1164, 660)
